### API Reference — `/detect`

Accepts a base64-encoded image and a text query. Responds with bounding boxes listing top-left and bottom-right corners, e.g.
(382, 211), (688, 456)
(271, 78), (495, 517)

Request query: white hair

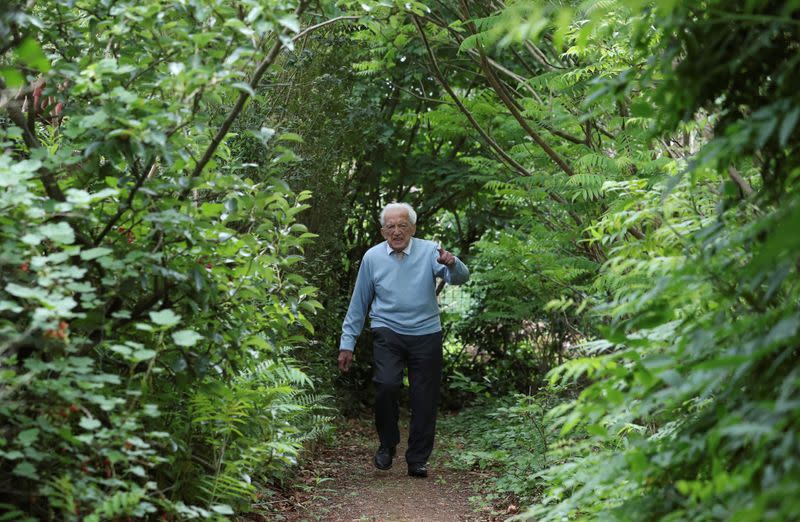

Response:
(380, 202), (417, 226)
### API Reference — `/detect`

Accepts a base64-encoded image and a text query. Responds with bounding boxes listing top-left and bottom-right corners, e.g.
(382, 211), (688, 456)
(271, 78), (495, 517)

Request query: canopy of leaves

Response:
(2, 0), (799, 520)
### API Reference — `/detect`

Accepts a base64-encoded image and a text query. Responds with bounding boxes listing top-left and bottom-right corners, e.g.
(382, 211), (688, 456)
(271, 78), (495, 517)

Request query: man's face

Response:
(381, 208), (416, 252)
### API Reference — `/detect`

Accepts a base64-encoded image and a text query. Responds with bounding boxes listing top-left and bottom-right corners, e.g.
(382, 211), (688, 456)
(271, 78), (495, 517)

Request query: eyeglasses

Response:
(382, 223), (411, 232)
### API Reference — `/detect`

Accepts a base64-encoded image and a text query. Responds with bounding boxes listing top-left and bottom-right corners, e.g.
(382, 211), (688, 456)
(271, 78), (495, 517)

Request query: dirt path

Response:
(260, 416), (496, 522)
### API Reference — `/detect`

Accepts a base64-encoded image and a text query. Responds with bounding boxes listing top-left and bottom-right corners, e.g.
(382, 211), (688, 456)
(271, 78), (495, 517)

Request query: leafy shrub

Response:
(441, 393), (556, 505)
(518, 1), (800, 520)
(0, 1), (330, 519)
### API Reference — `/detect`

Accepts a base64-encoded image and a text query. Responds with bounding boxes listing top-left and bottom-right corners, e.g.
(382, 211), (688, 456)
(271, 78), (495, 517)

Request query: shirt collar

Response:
(385, 237), (413, 256)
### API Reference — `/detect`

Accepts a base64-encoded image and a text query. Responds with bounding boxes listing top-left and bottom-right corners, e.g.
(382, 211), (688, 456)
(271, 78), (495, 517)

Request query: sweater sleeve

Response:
(340, 255), (374, 351)
(431, 244), (470, 285)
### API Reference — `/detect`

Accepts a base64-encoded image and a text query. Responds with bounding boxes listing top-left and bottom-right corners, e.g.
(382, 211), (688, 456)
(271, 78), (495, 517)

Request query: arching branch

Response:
(459, 0), (576, 178)
(411, 15), (583, 228)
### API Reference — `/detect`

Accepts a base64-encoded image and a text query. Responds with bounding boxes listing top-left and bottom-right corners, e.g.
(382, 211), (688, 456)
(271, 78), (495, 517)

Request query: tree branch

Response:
(524, 40), (563, 71)
(94, 162), (156, 245)
(459, 0), (576, 179)
(412, 15), (583, 227)
(412, 16), (529, 179)
(179, 1), (309, 199)
(728, 165), (754, 197)
(291, 15), (361, 41)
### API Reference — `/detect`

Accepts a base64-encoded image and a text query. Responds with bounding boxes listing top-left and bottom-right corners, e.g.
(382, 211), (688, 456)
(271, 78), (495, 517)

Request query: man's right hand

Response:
(338, 350), (353, 372)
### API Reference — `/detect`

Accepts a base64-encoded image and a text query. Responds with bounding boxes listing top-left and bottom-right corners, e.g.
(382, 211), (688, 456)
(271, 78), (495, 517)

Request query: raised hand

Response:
(436, 245), (456, 267)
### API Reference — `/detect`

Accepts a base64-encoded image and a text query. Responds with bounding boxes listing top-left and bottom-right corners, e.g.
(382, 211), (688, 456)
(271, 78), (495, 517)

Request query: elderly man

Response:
(337, 202), (469, 478)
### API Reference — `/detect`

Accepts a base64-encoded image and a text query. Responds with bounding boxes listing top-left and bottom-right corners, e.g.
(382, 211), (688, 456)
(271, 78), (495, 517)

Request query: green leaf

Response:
(80, 109), (108, 129)
(756, 115), (778, 148)
(79, 417), (102, 430)
(149, 309), (181, 327)
(109, 344), (132, 357)
(458, 33), (481, 53)
(0, 67), (24, 88)
(200, 203), (224, 217)
(278, 132), (304, 143)
(779, 106), (800, 146)
(1, 450), (24, 460)
(553, 7), (573, 51)
(278, 15), (300, 33)
(248, 126), (275, 145)
(17, 429), (39, 446)
(232, 82), (255, 96)
(172, 329), (203, 347)
(12, 462), (39, 480)
(65, 189), (92, 204)
(16, 38), (50, 73)
(131, 349), (157, 362)
(38, 222), (75, 244)
(4, 284), (45, 300)
(211, 504), (235, 515)
(80, 247), (113, 261)
(0, 300), (23, 313)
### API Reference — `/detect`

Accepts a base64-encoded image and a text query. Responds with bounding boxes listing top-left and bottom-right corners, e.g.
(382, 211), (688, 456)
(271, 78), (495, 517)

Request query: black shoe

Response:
(374, 446), (396, 470)
(407, 463), (428, 478)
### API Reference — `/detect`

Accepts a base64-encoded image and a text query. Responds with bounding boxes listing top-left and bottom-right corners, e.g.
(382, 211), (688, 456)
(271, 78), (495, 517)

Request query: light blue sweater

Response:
(340, 238), (470, 351)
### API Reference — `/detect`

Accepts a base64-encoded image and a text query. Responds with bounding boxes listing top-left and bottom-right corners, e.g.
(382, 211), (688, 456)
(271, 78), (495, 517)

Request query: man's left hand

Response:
(437, 246), (456, 267)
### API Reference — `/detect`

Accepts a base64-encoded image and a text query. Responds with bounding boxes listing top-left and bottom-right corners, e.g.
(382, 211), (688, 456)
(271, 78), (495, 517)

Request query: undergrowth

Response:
(439, 392), (560, 510)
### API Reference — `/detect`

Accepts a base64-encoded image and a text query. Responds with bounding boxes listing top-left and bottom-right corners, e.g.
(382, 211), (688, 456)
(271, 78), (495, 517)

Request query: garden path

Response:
(259, 416), (499, 522)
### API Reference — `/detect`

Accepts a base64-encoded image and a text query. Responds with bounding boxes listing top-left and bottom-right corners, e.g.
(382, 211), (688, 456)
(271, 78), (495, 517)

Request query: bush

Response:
(0, 1), (330, 519)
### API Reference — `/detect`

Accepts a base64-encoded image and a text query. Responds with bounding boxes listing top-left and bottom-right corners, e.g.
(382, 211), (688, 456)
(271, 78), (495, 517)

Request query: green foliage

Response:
(1, 0), (333, 519)
(4, 0), (797, 520)
(446, 215), (592, 393)
(185, 360), (332, 508)
(441, 393), (556, 504)
(334, 1), (800, 521)
(513, 1), (800, 520)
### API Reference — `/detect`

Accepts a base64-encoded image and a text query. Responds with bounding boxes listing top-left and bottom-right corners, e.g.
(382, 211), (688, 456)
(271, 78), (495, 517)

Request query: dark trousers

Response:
(372, 327), (443, 465)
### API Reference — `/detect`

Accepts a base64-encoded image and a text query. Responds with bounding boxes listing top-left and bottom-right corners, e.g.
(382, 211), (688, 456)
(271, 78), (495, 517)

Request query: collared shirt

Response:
(385, 237), (413, 258)
(340, 237), (469, 351)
